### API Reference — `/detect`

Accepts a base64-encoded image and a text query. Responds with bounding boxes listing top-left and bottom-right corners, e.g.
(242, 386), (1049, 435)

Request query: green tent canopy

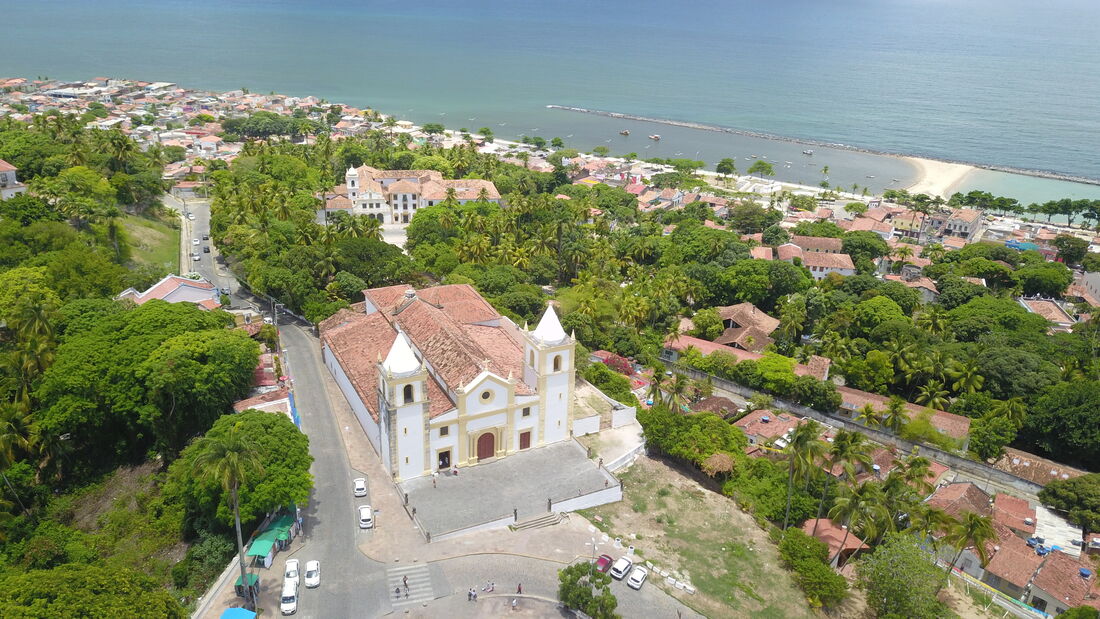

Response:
(234, 573), (260, 587)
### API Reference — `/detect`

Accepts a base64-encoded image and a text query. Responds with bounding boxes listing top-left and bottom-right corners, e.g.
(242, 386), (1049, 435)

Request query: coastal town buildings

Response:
(319, 284), (578, 481)
(0, 159), (27, 200)
(319, 166), (501, 224)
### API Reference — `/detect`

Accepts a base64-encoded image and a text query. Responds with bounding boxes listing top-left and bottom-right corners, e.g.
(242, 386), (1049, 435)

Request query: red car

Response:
(595, 554), (613, 573)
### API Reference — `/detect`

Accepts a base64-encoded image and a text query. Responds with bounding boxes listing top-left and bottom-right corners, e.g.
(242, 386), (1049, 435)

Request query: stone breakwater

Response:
(546, 105), (1100, 187)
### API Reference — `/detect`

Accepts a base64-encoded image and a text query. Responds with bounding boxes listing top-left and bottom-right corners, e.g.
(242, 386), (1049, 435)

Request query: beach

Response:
(902, 156), (976, 198)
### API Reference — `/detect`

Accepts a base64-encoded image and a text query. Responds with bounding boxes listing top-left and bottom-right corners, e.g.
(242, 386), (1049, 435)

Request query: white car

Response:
(626, 566), (648, 590)
(609, 556), (633, 580)
(304, 560), (320, 588)
(358, 504), (374, 529)
(192, 255), (200, 261)
(187, 213), (196, 221)
(192, 238), (200, 245)
(280, 580), (298, 615)
(353, 478), (368, 497)
(284, 558), (300, 586)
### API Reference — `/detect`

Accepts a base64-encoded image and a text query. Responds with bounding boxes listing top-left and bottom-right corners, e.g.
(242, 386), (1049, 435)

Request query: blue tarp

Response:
(220, 608), (256, 619)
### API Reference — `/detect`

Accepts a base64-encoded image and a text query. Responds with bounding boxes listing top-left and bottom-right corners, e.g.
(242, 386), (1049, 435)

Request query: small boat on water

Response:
(866, 175), (876, 179)
(802, 149), (814, 155)
(785, 161), (793, 164)
(619, 130), (630, 136)
(891, 178), (899, 182)
(648, 134), (661, 140)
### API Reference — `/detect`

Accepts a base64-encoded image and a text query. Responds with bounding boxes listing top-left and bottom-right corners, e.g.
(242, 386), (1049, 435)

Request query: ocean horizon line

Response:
(546, 105), (1100, 191)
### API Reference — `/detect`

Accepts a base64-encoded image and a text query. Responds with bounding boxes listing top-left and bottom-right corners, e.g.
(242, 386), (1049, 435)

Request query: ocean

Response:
(3, 0), (1099, 202)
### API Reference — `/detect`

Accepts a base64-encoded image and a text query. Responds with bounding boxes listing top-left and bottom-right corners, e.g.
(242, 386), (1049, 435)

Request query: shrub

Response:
(777, 528), (848, 608)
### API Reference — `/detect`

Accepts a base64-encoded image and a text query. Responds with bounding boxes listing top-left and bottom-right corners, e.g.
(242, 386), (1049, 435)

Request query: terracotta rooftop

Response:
(801, 252), (856, 270)
(692, 396), (740, 416)
(801, 518), (867, 557)
(776, 243), (803, 261)
(734, 409), (801, 442)
(884, 274), (939, 293)
(0, 159), (16, 172)
(750, 246), (774, 260)
(982, 522), (1045, 589)
(716, 302), (780, 334)
(992, 493), (1037, 536)
(1020, 299), (1077, 325)
(664, 335), (822, 378)
(835, 386), (971, 439)
(926, 482), (991, 519)
(1031, 549), (1100, 610)
(992, 448), (1085, 487)
(233, 387), (291, 414)
(790, 235), (843, 252)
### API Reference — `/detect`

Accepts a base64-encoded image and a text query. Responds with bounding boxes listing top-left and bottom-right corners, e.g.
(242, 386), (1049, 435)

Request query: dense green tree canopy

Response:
(0, 563), (185, 617)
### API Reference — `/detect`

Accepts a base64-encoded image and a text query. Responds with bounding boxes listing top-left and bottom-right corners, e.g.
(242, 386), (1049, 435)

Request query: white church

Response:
(319, 284), (577, 481)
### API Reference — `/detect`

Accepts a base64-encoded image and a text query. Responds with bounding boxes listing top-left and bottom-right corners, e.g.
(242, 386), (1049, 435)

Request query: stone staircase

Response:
(511, 512), (564, 531)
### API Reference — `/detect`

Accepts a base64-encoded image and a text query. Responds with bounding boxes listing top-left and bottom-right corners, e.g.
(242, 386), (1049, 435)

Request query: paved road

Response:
(282, 325), (389, 618)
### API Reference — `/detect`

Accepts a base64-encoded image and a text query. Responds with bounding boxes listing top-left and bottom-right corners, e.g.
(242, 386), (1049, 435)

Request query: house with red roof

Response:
(116, 274), (221, 310)
(802, 518), (868, 568)
(319, 284), (581, 481)
(1027, 549), (1100, 615)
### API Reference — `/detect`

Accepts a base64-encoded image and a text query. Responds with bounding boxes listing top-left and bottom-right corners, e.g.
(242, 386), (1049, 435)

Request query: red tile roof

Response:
(734, 409), (802, 442)
(801, 252), (856, 271)
(0, 159), (16, 172)
(801, 518), (867, 556)
(664, 335), (823, 378)
(233, 387), (291, 414)
(835, 386), (970, 439)
(1031, 550), (1100, 610)
(750, 246), (774, 260)
(992, 448), (1086, 487)
(992, 493), (1036, 535)
(716, 303), (781, 334)
(790, 235), (843, 252)
(983, 522), (1045, 589)
(926, 482), (991, 519)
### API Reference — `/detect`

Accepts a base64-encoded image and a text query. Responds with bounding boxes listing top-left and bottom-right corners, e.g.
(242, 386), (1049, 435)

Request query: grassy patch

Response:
(123, 213), (179, 271)
(580, 457), (814, 618)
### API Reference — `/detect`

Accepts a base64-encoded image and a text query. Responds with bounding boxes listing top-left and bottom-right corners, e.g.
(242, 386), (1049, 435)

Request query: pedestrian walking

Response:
(473, 591), (478, 602)
(394, 587), (401, 599)
(403, 575), (408, 588)
(404, 587), (408, 599)
(467, 588), (473, 601)
(517, 583), (522, 594)
(512, 598), (518, 611)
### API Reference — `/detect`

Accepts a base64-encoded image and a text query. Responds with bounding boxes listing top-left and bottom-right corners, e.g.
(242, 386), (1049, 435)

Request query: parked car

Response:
(192, 255), (200, 261)
(626, 566), (648, 590)
(192, 238), (200, 245)
(284, 558), (300, 586)
(609, 556), (633, 580)
(595, 554), (613, 573)
(187, 213), (195, 221)
(358, 504), (374, 529)
(353, 478), (368, 497)
(304, 560), (320, 588)
(280, 580), (298, 615)
(203, 246), (210, 253)
(202, 234), (209, 240)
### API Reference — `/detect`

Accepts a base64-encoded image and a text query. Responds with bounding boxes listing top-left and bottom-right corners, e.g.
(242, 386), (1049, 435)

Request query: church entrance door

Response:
(476, 432), (495, 460)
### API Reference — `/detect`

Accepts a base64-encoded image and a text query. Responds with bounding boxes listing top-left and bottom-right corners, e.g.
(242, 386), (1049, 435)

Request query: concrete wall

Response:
(670, 364), (1047, 497)
(611, 406), (637, 428)
(573, 414), (600, 437)
(431, 513), (515, 543)
(604, 442), (646, 473)
(552, 484), (622, 513)
(323, 343), (383, 459)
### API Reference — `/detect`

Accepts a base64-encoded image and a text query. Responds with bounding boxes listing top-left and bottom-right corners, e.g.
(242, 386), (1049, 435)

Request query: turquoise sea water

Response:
(2, 0), (1099, 201)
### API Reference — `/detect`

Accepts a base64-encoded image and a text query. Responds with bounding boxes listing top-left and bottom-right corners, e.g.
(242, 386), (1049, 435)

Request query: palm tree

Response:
(943, 512), (996, 587)
(990, 397), (1027, 427)
(915, 380), (950, 410)
(665, 374), (692, 412)
(783, 420), (823, 529)
(828, 480), (886, 565)
(916, 306), (949, 336)
(0, 402), (34, 512)
(856, 404), (882, 429)
(948, 361), (984, 395)
(812, 429), (872, 536)
(881, 396), (909, 434)
(191, 428), (265, 611)
(906, 504), (955, 554)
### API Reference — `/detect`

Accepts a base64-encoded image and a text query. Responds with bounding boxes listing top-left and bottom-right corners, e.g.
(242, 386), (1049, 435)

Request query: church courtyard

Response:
(400, 439), (618, 539)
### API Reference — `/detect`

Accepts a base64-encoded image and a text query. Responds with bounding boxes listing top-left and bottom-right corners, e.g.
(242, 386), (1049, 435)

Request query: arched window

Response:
(403, 384), (413, 404)
(553, 355), (562, 372)
(529, 350), (535, 367)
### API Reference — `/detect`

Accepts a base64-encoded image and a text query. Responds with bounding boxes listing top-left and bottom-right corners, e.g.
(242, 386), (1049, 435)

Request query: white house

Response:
(320, 165), (501, 225)
(320, 284), (576, 481)
(0, 159), (27, 200)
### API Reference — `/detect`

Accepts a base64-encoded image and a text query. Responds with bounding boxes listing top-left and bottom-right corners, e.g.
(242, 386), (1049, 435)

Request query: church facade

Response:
(319, 284), (576, 481)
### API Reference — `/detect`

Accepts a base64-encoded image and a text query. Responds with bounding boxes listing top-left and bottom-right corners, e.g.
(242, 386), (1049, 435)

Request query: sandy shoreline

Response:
(899, 156), (975, 198)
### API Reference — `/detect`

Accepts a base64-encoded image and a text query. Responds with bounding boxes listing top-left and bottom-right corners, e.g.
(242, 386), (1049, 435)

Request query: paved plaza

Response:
(400, 440), (617, 537)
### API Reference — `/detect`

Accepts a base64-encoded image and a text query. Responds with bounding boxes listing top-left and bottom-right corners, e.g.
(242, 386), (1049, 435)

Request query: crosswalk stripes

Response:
(386, 564), (435, 608)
